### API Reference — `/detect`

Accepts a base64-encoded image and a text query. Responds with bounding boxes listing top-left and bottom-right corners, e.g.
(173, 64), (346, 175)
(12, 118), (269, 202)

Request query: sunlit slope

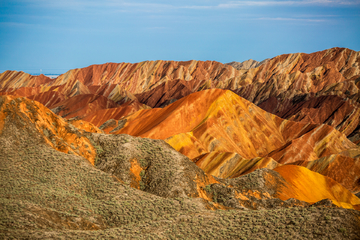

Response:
(0, 95), (96, 164)
(116, 89), (287, 158)
(115, 89), (356, 163)
(192, 149), (360, 194)
(0, 71), (52, 91)
(49, 60), (242, 93)
(294, 152), (360, 193)
(274, 165), (360, 209)
(194, 152), (281, 179)
(67, 118), (103, 134)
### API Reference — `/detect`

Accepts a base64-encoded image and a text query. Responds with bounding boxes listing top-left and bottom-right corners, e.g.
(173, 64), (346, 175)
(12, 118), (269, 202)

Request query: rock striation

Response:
(226, 59), (268, 70)
(1, 47), (359, 132)
(109, 89), (360, 196)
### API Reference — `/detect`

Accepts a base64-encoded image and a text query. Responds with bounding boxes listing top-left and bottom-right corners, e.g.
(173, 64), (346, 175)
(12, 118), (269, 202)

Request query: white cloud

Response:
(257, 17), (327, 22)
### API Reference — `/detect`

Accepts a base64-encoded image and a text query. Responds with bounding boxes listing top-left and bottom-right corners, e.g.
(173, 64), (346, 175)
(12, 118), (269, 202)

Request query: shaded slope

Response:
(134, 79), (193, 108)
(259, 94), (360, 144)
(83, 100), (150, 127)
(50, 94), (118, 118)
(27, 90), (66, 108)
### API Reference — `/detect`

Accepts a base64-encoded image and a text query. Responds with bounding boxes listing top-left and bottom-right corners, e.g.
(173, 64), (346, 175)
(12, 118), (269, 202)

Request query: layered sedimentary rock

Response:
(226, 59), (268, 70)
(194, 153), (281, 179)
(274, 165), (360, 209)
(0, 60), (240, 124)
(233, 48), (360, 143)
(1, 48), (359, 137)
(83, 100), (149, 127)
(48, 60), (242, 93)
(0, 71), (52, 91)
(110, 89), (360, 195)
(2, 48), (360, 239)
(259, 95), (360, 144)
(292, 150), (360, 193)
(50, 94), (118, 118)
(27, 91), (66, 108)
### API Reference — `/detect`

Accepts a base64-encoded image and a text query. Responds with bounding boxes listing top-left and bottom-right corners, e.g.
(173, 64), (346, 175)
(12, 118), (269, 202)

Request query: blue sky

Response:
(1, 0), (359, 74)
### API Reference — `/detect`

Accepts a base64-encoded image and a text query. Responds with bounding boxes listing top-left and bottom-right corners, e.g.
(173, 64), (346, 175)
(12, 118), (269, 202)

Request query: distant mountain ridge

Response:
(226, 58), (269, 70)
(2, 47), (359, 142)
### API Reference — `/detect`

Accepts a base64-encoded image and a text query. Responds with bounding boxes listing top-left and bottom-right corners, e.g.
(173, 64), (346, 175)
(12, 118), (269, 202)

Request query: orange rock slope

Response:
(0, 95), (97, 164)
(113, 89), (360, 194)
(273, 165), (360, 210)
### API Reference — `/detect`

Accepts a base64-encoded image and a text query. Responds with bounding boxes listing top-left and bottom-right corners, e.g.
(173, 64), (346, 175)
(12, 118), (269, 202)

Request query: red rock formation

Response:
(50, 94), (118, 119)
(134, 79), (193, 108)
(49, 60), (242, 94)
(82, 100), (150, 127)
(226, 59), (268, 70)
(27, 91), (66, 108)
(1, 48), (359, 139)
(0, 71), (53, 91)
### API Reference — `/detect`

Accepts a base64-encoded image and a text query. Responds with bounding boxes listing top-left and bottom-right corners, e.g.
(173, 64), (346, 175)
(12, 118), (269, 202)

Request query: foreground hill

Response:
(1, 95), (360, 239)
